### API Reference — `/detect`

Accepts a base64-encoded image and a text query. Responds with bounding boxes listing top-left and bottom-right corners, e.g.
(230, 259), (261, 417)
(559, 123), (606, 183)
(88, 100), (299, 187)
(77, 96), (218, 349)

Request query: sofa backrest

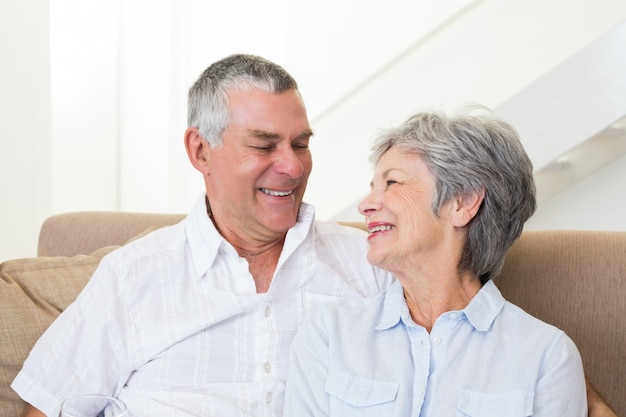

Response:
(10, 212), (624, 415)
(495, 230), (625, 415)
(38, 212), (186, 257)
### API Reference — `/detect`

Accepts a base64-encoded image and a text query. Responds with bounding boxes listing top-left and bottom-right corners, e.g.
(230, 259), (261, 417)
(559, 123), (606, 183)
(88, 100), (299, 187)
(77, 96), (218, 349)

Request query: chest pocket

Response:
(457, 389), (534, 417)
(325, 371), (398, 416)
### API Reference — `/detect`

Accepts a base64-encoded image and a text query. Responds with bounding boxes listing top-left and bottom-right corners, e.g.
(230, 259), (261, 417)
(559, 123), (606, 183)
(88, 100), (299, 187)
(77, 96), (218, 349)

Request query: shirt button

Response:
(264, 306), (271, 317)
(263, 362), (271, 373)
(266, 392), (273, 403)
(432, 336), (442, 345)
(449, 312), (458, 320)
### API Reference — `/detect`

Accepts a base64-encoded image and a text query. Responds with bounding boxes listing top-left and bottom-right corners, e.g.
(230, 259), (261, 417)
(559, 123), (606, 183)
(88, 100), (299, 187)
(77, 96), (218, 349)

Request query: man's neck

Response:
(235, 241), (284, 293)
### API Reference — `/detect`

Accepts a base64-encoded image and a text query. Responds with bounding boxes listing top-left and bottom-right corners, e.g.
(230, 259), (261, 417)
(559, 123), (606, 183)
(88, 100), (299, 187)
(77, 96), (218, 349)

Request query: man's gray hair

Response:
(369, 105), (536, 283)
(188, 54), (299, 146)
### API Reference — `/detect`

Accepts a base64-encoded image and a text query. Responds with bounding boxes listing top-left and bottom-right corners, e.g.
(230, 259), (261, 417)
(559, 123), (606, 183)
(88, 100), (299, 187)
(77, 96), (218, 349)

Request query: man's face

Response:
(204, 88), (313, 247)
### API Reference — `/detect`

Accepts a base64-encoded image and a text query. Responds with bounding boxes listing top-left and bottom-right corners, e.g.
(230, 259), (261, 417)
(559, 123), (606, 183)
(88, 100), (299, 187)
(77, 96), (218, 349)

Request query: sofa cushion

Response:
(0, 245), (118, 417)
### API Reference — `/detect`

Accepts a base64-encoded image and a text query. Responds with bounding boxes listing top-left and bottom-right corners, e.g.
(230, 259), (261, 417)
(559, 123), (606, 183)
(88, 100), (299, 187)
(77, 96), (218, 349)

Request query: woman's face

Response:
(358, 147), (452, 273)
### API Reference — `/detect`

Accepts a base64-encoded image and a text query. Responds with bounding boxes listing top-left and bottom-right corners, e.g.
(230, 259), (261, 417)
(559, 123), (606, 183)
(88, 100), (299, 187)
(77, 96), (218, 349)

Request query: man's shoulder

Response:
(310, 220), (370, 256)
(313, 220), (367, 237)
(104, 220), (188, 267)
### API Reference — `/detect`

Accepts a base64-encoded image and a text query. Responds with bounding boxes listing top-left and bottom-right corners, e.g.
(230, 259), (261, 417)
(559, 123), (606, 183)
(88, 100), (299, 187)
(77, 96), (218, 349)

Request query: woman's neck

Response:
(399, 268), (482, 333)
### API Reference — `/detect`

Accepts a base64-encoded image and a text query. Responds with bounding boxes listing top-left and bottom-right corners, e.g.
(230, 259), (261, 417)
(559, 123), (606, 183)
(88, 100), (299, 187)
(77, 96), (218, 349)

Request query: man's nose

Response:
(275, 147), (305, 178)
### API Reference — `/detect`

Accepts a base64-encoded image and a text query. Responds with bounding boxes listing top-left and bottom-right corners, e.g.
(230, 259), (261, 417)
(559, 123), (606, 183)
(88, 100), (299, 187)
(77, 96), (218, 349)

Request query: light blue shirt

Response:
(284, 279), (587, 417)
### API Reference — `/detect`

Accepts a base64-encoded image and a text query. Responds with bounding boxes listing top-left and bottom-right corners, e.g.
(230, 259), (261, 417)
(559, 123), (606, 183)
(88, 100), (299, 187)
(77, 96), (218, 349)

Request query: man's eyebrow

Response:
(297, 128), (315, 140)
(249, 130), (280, 140)
(248, 128), (314, 140)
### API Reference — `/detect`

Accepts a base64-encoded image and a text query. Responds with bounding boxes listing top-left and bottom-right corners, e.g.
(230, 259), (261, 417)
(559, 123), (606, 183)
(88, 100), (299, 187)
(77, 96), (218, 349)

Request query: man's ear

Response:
(451, 189), (485, 227)
(184, 127), (210, 175)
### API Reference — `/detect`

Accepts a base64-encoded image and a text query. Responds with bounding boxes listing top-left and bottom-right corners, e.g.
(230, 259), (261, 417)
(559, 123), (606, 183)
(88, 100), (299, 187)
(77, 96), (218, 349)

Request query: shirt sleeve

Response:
(533, 331), (587, 416)
(11, 257), (132, 417)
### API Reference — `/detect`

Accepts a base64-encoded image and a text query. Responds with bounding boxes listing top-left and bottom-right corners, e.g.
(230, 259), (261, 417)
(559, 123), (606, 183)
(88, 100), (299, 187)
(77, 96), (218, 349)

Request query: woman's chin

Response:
(366, 252), (386, 270)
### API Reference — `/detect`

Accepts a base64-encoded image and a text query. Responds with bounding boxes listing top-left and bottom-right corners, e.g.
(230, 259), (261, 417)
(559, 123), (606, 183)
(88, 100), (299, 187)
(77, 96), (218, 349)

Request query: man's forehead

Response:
(222, 87), (311, 137)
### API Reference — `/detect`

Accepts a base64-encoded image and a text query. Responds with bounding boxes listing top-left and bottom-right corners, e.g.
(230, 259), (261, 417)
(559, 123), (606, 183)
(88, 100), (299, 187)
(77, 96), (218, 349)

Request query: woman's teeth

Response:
(370, 225), (394, 233)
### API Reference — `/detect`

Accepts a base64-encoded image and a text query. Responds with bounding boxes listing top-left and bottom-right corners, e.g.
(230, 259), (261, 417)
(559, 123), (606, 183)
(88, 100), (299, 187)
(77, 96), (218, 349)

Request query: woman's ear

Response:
(184, 127), (210, 175)
(451, 189), (485, 227)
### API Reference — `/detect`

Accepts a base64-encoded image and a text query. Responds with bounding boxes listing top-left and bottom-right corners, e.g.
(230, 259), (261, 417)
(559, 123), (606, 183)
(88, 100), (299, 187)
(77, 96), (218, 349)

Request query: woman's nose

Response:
(358, 191), (381, 216)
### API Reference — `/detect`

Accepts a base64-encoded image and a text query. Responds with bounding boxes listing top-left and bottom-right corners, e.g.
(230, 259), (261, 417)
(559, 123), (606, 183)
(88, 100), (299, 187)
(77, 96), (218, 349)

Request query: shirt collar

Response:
(376, 280), (406, 330)
(185, 194), (223, 280)
(185, 194), (316, 280)
(376, 279), (505, 332)
(283, 201), (315, 254)
(463, 280), (505, 331)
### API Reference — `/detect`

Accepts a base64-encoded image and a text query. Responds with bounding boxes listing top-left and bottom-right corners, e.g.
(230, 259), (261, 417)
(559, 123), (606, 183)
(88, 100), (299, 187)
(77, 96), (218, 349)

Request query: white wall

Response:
(2, 0), (626, 262)
(526, 153), (626, 230)
(0, 0), (51, 261)
(50, 1), (120, 213)
(305, 0), (626, 221)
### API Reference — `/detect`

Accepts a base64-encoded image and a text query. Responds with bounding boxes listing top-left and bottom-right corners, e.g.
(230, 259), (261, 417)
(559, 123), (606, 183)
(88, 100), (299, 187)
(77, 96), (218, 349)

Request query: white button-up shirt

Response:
(284, 279), (587, 417)
(12, 196), (393, 417)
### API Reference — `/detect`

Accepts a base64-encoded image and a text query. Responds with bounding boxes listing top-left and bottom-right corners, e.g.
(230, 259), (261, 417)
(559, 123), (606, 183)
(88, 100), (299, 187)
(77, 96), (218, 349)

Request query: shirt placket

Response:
(408, 325), (431, 417)
(259, 300), (277, 415)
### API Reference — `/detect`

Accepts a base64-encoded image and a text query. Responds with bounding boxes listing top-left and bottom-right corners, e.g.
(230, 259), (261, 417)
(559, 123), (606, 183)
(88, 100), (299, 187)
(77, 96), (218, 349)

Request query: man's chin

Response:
(265, 213), (298, 233)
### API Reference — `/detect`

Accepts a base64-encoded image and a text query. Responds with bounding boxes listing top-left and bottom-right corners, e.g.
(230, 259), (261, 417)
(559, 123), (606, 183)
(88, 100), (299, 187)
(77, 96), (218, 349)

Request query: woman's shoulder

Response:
(499, 300), (577, 351)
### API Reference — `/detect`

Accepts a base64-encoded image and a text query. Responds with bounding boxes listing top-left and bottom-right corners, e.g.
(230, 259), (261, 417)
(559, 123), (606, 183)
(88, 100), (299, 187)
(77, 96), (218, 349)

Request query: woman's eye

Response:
(386, 180), (397, 187)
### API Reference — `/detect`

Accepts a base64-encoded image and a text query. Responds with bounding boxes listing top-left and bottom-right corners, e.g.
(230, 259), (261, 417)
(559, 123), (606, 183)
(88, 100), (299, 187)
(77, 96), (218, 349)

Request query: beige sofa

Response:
(1, 212), (624, 417)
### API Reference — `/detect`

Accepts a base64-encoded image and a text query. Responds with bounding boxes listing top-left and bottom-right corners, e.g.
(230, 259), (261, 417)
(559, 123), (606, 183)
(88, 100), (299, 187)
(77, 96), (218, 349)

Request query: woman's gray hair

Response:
(188, 54), (299, 147)
(370, 105), (536, 283)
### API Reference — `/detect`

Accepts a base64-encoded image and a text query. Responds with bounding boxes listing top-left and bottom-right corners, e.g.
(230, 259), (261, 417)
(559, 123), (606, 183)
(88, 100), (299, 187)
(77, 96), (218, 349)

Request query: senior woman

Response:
(283, 106), (587, 416)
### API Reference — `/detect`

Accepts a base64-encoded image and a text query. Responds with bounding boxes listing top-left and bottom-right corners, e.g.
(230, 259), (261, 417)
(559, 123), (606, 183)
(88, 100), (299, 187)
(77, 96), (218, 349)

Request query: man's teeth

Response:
(370, 225), (394, 233)
(261, 188), (293, 197)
